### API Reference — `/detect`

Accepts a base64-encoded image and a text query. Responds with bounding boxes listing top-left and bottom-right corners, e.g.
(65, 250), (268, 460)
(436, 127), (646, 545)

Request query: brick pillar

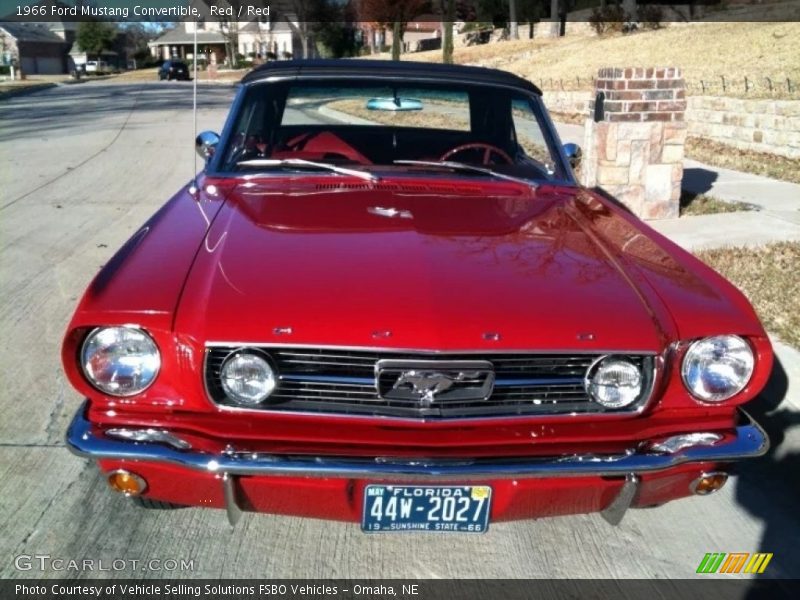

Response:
(580, 68), (687, 220)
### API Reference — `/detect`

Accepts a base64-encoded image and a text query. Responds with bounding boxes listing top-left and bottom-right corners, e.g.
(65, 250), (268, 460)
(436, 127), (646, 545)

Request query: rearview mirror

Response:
(196, 131), (220, 161)
(563, 143), (582, 169)
(366, 97), (423, 112)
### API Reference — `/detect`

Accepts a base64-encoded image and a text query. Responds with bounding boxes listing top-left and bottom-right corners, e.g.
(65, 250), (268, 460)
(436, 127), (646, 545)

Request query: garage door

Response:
(21, 56), (35, 74)
(32, 57), (64, 74)
(20, 56), (63, 75)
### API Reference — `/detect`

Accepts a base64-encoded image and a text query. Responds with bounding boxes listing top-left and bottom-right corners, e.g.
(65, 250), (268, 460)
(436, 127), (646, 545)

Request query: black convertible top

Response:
(241, 59), (542, 96)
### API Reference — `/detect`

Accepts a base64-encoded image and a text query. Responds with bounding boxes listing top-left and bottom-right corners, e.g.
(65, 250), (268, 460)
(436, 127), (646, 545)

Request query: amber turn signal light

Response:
(690, 471), (728, 495)
(107, 470), (147, 497)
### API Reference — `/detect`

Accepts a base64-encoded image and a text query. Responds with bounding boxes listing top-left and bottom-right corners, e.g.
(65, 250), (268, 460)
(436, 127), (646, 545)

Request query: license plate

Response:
(362, 485), (491, 533)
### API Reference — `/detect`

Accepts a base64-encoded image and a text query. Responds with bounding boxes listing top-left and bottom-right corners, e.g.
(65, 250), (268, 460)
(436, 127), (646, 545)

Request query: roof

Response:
(407, 16), (444, 32)
(241, 59), (542, 95)
(0, 21), (65, 43)
(149, 27), (226, 46)
(239, 20), (296, 35)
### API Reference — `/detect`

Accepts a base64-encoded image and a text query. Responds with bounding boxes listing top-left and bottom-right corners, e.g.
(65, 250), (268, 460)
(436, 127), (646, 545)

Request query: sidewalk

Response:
(555, 121), (800, 251)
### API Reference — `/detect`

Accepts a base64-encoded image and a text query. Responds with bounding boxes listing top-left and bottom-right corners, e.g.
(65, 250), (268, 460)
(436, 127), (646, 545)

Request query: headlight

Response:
(81, 327), (160, 396)
(220, 352), (277, 405)
(682, 335), (754, 402)
(585, 356), (643, 409)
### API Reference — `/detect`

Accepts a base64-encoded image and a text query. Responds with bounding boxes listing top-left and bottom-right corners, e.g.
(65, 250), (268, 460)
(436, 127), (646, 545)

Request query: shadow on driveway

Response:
(735, 355), (800, 586)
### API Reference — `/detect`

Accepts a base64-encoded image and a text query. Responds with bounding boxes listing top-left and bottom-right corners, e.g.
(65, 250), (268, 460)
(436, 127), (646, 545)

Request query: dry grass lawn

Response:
(326, 98), (470, 130)
(0, 82), (54, 97)
(696, 242), (800, 348)
(115, 67), (248, 83)
(685, 137), (800, 184)
(386, 21), (800, 98)
(679, 191), (755, 216)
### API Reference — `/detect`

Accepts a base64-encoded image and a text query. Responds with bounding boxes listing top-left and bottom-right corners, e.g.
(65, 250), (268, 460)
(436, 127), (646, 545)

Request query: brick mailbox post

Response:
(580, 68), (687, 220)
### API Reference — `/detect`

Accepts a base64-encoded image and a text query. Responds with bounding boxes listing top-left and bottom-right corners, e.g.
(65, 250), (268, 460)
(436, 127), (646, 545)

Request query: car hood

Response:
(173, 179), (667, 351)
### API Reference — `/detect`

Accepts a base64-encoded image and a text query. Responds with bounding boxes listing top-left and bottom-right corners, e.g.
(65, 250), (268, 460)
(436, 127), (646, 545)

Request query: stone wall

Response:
(542, 90), (593, 117)
(542, 90), (800, 159)
(686, 96), (800, 159)
(580, 67), (687, 220)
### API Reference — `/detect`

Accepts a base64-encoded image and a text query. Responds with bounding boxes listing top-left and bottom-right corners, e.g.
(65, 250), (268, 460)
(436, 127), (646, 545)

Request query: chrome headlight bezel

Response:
(219, 351), (278, 405)
(681, 335), (755, 403)
(80, 326), (161, 397)
(584, 355), (645, 409)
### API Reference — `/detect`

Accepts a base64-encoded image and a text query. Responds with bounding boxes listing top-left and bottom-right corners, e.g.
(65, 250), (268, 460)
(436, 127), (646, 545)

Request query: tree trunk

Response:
(391, 21), (401, 61)
(509, 0), (519, 40)
(550, 0), (560, 37)
(443, 0), (454, 64)
(622, 0), (638, 20)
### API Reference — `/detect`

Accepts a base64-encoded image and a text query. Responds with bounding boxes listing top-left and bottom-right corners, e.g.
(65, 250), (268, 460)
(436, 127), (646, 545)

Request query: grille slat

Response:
(205, 347), (653, 419)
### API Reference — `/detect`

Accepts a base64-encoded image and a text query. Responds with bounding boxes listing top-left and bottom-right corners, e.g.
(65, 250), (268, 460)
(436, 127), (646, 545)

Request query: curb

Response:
(60, 74), (117, 85)
(317, 104), (376, 125)
(0, 82), (57, 100)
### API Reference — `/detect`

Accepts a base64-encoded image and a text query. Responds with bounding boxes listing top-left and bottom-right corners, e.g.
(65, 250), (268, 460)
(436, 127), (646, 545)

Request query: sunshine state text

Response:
(15, 5), (202, 19)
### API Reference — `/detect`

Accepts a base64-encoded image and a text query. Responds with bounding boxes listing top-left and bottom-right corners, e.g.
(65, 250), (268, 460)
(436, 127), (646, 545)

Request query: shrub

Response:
(589, 5), (627, 35)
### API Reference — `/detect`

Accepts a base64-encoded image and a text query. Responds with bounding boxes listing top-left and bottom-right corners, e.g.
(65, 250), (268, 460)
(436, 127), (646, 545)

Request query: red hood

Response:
(173, 180), (666, 351)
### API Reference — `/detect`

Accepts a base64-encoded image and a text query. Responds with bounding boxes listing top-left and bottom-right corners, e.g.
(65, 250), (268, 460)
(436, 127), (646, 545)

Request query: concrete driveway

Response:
(0, 81), (797, 581)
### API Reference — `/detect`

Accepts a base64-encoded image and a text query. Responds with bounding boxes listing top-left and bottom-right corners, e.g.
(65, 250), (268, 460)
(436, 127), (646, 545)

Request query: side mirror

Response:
(196, 131), (220, 161)
(563, 143), (582, 169)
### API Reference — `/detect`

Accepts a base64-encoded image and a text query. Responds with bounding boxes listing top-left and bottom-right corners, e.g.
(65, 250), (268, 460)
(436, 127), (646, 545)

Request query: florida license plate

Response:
(362, 485), (491, 533)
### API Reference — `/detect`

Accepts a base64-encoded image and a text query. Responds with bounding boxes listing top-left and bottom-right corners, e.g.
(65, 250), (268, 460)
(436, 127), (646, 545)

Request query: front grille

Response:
(205, 347), (655, 419)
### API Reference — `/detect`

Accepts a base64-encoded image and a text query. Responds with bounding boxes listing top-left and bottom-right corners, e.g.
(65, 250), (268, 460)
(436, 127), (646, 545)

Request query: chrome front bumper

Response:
(66, 402), (768, 479)
(65, 402), (768, 526)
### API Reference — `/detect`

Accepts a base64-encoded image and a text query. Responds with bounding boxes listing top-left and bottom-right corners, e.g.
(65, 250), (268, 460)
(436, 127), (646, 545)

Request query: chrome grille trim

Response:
(205, 346), (657, 420)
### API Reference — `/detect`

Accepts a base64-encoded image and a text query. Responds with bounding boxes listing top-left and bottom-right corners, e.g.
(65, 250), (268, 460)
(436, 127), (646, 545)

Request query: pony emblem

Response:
(392, 370), (484, 406)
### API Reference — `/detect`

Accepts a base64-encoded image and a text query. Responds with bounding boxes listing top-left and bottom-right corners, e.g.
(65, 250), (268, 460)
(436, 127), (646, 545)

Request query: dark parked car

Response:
(64, 60), (771, 532)
(158, 60), (190, 81)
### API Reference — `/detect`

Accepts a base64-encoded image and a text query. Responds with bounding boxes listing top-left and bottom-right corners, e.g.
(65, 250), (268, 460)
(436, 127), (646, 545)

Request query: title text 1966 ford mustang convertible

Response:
(64, 60), (771, 532)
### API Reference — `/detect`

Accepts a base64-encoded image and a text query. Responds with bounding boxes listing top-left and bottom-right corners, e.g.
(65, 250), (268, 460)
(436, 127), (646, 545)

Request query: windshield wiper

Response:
(236, 158), (379, 182)
(393, 160), (536, 189)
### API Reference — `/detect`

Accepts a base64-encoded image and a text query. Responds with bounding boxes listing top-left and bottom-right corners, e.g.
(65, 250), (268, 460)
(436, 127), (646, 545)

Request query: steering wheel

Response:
(440, 143), (513, 165)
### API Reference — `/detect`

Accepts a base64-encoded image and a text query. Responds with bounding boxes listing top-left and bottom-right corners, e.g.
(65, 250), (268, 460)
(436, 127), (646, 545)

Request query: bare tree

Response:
(509, 0), (518, 40)
(358, 0), (426, 61)
(218, 17), (239, 66)
(442, 0), (455, 64)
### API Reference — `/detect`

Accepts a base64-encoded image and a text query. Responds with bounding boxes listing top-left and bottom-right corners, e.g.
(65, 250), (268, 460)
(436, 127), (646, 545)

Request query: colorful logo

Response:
(697, 553), (773, 574)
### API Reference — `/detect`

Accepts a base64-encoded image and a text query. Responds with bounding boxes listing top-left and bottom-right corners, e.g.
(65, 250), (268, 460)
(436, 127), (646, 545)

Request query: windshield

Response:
(218, 80), (569, 182)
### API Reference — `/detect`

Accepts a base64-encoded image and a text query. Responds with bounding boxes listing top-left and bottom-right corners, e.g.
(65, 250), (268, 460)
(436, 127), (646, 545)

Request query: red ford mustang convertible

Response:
(64, 60), (771, 531)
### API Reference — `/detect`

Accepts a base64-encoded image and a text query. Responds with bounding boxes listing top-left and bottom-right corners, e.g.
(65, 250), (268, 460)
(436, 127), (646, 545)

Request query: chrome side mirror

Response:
(196, 131), (220, 161)
(563, 143), (582, 169)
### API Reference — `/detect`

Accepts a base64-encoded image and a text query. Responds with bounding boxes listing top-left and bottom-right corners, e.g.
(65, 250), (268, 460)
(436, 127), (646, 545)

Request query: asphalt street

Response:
(0, 81), (797, 581)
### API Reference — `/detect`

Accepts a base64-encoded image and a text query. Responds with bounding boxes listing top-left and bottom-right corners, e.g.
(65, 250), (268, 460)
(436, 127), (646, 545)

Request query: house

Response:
(148, 17), (309, 65)
(393, 17), (444, 53)
(148, 0), (310, 66)
(68, 42), (119, 71)
(363, 17), (444, 55)
(0, 21), (70, 74)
